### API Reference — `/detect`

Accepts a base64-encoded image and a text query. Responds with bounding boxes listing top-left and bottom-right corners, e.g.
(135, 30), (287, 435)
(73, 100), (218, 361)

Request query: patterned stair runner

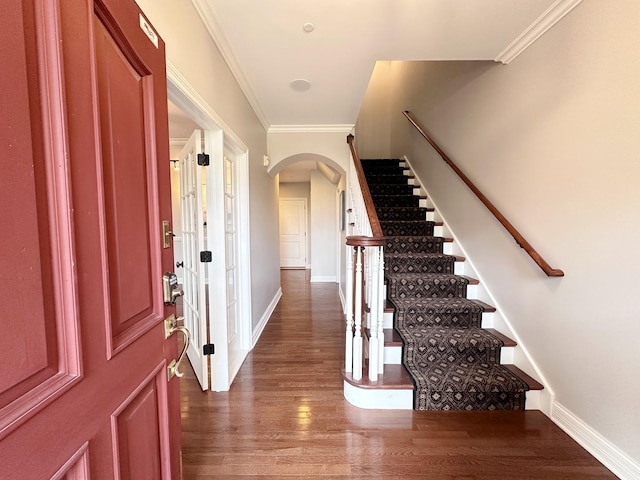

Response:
(362, 159), (528, 410)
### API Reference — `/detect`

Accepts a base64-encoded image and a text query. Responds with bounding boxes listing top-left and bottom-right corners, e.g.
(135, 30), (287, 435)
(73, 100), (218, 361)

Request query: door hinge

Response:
(200, 251), (212, 262)
(203, 344), (215, 355)
(197, 153), (210, 166)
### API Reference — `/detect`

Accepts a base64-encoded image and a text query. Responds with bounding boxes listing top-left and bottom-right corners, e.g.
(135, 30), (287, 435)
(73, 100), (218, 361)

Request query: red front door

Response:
(0, 0), (181, 478)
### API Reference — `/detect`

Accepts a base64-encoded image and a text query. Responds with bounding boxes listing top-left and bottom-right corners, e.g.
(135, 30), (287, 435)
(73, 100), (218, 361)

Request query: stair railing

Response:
(403, 111), (564, 277)
(345, 134), (386, 381)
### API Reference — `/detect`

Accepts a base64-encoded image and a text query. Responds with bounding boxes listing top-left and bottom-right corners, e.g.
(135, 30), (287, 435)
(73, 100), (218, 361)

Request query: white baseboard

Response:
(338, 283), (346, 313)
(252, 287), (282, 348)
(552, 402), (640, 480)
(310, 275), (337, 283)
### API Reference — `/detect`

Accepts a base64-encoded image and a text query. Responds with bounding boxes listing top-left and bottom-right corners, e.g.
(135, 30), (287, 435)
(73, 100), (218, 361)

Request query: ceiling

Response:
(192, 0), (558, 128)
(170, 0), (566, 179)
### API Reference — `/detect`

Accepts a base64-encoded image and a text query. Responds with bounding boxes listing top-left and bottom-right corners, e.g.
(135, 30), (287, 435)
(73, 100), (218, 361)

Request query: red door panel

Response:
(93, 6), (162, 355)
(0, 0), (81, 437)
(0, 0), (180, 478)
(112, 365), (170, 480)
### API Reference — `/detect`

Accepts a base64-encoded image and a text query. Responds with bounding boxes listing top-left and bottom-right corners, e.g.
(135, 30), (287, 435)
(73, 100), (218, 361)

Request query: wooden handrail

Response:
(347, 134), (384, 239)
(403, 111), (564, 277)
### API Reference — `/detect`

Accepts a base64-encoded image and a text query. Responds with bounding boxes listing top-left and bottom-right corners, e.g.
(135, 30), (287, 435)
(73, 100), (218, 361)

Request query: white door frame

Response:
(167, 62), (253, 391)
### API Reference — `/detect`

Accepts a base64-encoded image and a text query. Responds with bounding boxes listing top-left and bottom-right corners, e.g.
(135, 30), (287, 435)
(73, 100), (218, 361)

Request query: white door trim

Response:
(167, 62), (253, 392)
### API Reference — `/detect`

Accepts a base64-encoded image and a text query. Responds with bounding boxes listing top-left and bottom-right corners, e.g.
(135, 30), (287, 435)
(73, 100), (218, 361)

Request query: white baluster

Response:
(353, 246), (363, 380)
(377, 247), (386, 374)
(344, 245), (354, 373)
(368, 245), (380, 380)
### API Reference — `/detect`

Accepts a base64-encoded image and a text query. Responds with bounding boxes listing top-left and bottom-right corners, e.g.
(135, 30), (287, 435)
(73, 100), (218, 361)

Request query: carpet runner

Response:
(361, 159), (529, 410)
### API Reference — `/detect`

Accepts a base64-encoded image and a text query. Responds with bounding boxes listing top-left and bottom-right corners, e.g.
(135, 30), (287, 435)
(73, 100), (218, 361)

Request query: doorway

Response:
(279, 198), (308, 268)
(167, 67), (252, 392)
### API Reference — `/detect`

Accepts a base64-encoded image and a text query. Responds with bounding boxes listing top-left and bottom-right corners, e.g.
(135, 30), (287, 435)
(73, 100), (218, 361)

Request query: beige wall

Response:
(310, 171), (339, 282)
(355, 61), (393, 159)
(359, 0), (640, 471)
(135, 0), (280, 331)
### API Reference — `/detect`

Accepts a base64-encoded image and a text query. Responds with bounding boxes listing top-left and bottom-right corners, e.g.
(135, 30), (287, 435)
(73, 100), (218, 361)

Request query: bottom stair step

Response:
(342, 364), (414, 409)
(342, 363), (413, 390)
(342, 363), (543, 411)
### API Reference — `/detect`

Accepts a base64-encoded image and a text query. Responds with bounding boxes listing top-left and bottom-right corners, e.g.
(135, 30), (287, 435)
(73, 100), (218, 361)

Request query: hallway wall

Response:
(135, 0), (280, 331)
(309, 171), (338, 282)
(357, 0), (640, 474)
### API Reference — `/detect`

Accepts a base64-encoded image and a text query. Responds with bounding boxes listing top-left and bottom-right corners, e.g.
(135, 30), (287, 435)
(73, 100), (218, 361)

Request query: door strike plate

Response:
(162, 220), (174, 248)
(164, 314), (177, 339)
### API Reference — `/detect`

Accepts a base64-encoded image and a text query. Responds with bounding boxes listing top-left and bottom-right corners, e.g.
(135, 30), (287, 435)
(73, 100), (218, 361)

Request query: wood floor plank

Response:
(180, 269), (617, 479)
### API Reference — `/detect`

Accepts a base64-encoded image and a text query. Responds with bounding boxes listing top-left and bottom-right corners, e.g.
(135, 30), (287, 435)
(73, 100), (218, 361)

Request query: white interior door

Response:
(279, 198), (308, 268)
(206, 132), (251, 391)
(179, 130), (209, 390)
(222, 148), (246, 382)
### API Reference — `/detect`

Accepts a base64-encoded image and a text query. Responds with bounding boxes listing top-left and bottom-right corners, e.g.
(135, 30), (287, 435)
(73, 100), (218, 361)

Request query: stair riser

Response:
(380, 280), (478, 301)
(382, 344), (513, 366)
(388, 281), (469, 300)
(344, 381), (413, 409)
(382, 222), (435, 236)
(384, 237), (445, 254)
(372, 196), (421, 208)
(386, 258), (456, 275)
(377, 209), (429, 221)
(368, 185), (416, 195)
(381, 308), (492, 329)
(345, 381), (535, 410)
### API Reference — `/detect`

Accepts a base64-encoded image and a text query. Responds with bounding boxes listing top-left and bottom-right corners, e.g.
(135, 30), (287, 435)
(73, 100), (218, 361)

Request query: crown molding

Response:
(268, 124), (355, 134)
(191, 0), (270, 130)
(169, 138), (189, 146)
(495, 0), (583, 64)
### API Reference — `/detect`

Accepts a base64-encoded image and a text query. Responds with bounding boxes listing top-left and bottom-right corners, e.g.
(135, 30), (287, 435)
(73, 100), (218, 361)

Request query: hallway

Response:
(179, 270), (616, 479)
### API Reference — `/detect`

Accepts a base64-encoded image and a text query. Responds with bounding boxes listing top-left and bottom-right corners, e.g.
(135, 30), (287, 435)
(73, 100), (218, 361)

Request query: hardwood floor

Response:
(179, 269), (617, 479)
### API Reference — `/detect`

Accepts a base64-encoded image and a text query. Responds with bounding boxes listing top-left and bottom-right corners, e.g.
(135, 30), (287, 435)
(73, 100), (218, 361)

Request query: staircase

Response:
(343, 159), (543, 410)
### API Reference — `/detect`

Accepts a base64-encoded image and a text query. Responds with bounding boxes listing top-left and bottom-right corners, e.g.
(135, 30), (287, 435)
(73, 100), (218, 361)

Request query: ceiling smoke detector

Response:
(303, 22), (315, 33)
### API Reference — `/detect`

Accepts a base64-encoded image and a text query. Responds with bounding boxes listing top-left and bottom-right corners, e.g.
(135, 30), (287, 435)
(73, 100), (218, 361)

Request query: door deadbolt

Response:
(162, 272), (183, 305)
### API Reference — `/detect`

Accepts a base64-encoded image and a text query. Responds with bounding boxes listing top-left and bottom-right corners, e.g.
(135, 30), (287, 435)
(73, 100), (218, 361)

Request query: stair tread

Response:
(385, 252), (465, 262)
(364, 328), (402, 345)
(385, 272), (478, 285)
(469, 299), (496, 312)
(485, 328), (517, 347)
(342, 364), (414, 390)
(504, 365), (544, 390)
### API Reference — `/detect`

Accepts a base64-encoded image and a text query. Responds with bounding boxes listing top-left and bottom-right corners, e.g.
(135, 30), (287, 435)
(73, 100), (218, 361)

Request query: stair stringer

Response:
(400, 155), (553, 415)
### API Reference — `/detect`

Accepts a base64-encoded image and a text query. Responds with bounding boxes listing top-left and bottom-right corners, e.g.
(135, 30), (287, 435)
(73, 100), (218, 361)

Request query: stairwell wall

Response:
(358, 0), (640, 473)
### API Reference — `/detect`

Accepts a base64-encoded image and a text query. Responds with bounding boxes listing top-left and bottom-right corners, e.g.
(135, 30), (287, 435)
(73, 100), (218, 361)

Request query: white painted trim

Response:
(338, 283), (347, 314)
(233, 147), (254, 354)
(190, 0), (269, 130)
(343, 381), (413, 410)
(552, 402), (640, 480)
(494, 0), (584, 64)
(269, 124), (354, 134)
(310, 275), (337, 283)
(169, 137), (189, 147)
(167, 62), (250, 152)
(252, 288), (282, 347)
